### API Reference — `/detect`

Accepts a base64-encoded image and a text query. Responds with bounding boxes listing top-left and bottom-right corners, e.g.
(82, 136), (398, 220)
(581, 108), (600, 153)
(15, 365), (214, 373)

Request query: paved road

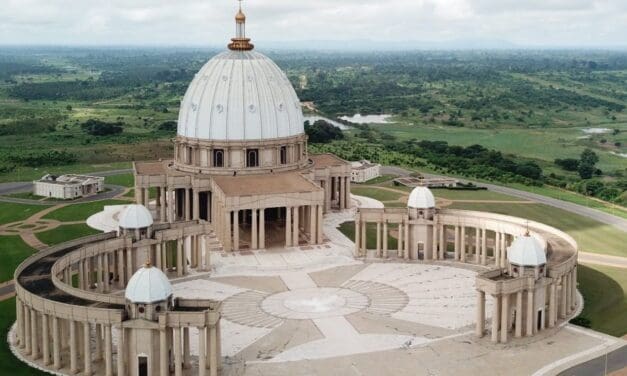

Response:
(578, 252), (627, 269)
(381, 166), (627, 233)
(558, 344), (627, 376)
(0, 282), (15, 297)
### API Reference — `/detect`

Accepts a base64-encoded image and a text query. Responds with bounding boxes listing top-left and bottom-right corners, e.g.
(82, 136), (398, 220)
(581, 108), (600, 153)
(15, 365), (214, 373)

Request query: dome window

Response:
(247, 149), (259, 168)
(213, 149), (224, 167)
(249, 104), (256, 113)
(216, 104), (224, 113)
(280, 146), (287, 165)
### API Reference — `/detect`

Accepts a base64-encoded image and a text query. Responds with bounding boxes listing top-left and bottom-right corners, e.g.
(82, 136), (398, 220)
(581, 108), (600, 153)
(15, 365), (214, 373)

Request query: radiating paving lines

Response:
(221, 290), (284, 329)
(342, 280), (408, 316)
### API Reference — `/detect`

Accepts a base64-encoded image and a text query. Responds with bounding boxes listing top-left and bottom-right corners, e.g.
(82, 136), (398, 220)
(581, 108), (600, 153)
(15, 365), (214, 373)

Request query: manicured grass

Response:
(359, 175), (396, 185)
(43, 199), (128, 222)
(35, 223), (100, 246)
(0, 202), (46, 225)
(0, 298), (48, 375)
(448, 202), (627, 257)
(351, 187), (403, 202)
(104, 173), (134, 188)
(0, 236), (36, 282)
(577, 264), (627, 337)
(338, 221), (398, 250)
(431, 189), (524, 201)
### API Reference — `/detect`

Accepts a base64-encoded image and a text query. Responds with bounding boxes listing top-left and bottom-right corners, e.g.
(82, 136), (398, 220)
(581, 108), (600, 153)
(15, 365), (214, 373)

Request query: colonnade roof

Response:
(212, 171), (321, 197)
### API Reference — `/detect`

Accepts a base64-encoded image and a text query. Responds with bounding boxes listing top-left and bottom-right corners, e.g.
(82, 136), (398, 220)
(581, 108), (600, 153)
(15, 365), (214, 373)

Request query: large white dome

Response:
(507, 235), (547, 267)
(407, 186), (436, 209)
(177, 51), (304, 141)
(118, 204), (153, 229)
(125, 265), (173, 304)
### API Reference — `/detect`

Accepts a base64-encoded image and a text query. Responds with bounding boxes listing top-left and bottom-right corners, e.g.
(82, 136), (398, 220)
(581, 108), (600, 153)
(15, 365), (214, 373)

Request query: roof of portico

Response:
(213, 172), (321, 197)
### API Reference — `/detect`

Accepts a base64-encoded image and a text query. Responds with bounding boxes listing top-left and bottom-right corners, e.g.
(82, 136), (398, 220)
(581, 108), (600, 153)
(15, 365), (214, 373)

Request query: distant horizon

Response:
(1, 1), (625, 49)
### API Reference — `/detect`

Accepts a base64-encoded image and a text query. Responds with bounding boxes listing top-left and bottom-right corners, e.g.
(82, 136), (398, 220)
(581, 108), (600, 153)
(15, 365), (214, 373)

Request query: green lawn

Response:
(0, 236), (36, 282)
(0, 298), (48, 375)
(104, 173), (134, 188)
(338, 221), (398, 250)
(431, 189), (524, 201)
(43, 199), (128, 222)
(358, 175), (396, 185)
(35, 224), (101, 246)
(0, 202), (46, 225)
(576, 264), (627, 337)
(448, 202), (627, 257)
(351, 187), (403, 202)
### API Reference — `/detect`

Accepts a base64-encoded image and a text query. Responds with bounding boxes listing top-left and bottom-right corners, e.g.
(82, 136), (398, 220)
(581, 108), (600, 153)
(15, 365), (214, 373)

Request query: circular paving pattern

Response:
(261, 288), (369, 320)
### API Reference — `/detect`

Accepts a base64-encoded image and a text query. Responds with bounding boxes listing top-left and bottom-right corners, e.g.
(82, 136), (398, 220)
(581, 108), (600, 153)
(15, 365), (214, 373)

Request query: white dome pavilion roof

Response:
(407, 186), (436, 209)
(507, 235), (547, 267)
(177, 50), (304, 141)
(125, 265), (173, 304)
(118, 204), (153, 229)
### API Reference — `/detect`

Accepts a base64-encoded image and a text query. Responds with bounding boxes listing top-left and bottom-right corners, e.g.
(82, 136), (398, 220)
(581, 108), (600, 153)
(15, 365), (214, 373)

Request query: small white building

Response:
(34, 174), (104, 200)
(351, 160), (381, 183)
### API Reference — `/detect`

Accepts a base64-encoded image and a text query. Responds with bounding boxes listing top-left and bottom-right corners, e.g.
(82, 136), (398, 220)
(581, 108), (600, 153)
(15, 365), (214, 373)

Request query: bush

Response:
(81, 119), (124, 136)
(305, 120), (345, 143)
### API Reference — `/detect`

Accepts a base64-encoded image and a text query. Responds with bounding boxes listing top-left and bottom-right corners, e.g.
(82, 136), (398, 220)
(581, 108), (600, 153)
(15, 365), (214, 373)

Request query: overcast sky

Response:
(0, 0), (626, 48)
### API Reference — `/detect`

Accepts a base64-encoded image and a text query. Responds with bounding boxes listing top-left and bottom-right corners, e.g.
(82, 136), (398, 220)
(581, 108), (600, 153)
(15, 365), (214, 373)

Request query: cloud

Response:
(0, 0), (624, 47)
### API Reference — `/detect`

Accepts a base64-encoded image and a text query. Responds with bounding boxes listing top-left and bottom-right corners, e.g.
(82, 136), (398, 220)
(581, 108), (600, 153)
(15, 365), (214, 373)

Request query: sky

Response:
(0, 0), (626, 48)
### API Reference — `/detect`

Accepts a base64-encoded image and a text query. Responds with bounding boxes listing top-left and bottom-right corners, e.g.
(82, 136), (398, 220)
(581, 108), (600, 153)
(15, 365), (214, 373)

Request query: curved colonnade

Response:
(354, 207), (579, 344)
(12, 221), (223, 376)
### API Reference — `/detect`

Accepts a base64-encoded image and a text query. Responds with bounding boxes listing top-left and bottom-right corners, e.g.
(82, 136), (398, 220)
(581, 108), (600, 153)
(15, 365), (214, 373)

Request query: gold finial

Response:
(229, 0), (254, 51)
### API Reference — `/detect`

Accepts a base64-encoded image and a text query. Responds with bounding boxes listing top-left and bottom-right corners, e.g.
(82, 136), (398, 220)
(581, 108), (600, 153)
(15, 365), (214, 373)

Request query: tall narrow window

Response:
(280, 146), (287, 165)
(213, 149), (224, 167)
(247, 149), (259, 167)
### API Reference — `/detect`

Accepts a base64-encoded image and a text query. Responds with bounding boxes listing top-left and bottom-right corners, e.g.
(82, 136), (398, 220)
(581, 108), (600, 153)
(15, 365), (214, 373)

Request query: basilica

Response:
(10, 5), (613, 376)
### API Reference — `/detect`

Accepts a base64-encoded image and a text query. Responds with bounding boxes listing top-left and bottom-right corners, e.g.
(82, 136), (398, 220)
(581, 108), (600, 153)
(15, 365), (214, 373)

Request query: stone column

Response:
(193, 190), (200, 221)
(317, 205), (324, 244)
(454, 225), (460, 260)
(376, 221), (382, 258)
(361, 220), (367, 254)
(285, 207), (292, 247)
(438, 224), (445, 259)
(345, 177), (351, 209)
(475, 228), (480, 263)
(209, 325), (218, 376)
(83, 322), (92, 375)
(117, 250), (125, 288)
(310, 206), (317, 245)
(292, 206), (300, 246)
(460, 226), (466, 262)
(177, 240), (184, 277)
(160, 187), (166, 222)
(233, 210), (240, 251)
(52, 316), (60, 369)
(198, 327), (206, 376)
(560, 275), (567, 318)
(500, 233), (507, 268)
(500, 293), (510, 343)
(15, 300), (23, 348)
(476, 291), (485, 337)
(495, 232), (501, 267)
(515, 291), (523, 338)
(565, 272), (572, 315)
(571, 268), (577, 310)
(259, 209), (266, 249)
(42, 313), (50, 365)
(183, 327), (191, 369)
(431, 224), (438, 260)
(23, 308), (30, 354)
(491, 295), (500, 343)
(159, 328), (168, 376)
(252, 209), (258, 250)
(405, 221), (410, 260)
(174, 327), (182, 376)
(526, 290), (535, 337)
(340, 177), (346, 209)
(30, 309), (38, 359)
(104, 325), (112, 376)
(549, 283), (557, 328)
(383, 222), (389, 258)
(117, 327), (125, 376)
(70, 321), (78, 374)
(104, 254), (110, 292)
(126, 248), (133, 283)
(354, 219), (361, 257)
(168, 189), (175, 223)
(481, 228), (487, 265)
(398, 223), (404, 258)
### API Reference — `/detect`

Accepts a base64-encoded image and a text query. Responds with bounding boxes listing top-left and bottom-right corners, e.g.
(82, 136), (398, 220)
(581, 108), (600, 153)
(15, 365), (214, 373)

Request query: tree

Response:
(555, 158), (579, 172)
(578, 163), (595, 179)
(305, 120), (344, 143)
(81, 119), (123, 136)
(580, 148), (599, 166)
